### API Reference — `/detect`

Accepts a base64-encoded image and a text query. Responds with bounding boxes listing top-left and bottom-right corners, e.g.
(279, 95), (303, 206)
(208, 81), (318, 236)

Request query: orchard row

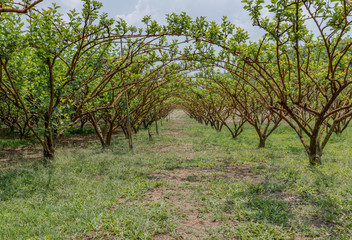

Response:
(1, 0), (352, 165)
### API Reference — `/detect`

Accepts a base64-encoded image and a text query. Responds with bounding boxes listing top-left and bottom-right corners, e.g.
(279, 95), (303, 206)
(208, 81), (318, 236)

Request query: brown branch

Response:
(0, 0), (43, 13)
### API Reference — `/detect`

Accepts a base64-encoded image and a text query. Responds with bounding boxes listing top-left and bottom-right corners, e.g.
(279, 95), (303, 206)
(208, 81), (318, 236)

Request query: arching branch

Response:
(0, 0), (43, 14)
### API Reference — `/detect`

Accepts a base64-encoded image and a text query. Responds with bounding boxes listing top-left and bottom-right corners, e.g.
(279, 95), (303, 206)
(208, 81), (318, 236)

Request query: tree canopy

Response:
(1, 0), (352, 165)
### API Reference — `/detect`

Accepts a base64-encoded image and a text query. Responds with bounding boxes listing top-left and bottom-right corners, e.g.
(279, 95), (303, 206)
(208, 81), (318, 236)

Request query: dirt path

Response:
(145, 110), (258, 239)
(148, 111), (217, 239)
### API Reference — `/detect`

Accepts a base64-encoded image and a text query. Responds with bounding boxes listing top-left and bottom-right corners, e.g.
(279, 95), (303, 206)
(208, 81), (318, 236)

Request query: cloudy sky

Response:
(39, 0), (264, 40)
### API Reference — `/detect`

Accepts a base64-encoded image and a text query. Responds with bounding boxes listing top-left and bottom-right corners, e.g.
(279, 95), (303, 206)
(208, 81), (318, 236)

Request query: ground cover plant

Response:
(1, 111), (351, 239)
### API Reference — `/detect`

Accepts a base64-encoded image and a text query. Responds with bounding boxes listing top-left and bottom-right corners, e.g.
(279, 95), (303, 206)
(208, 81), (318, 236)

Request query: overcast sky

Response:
(38, 0), (264, 40)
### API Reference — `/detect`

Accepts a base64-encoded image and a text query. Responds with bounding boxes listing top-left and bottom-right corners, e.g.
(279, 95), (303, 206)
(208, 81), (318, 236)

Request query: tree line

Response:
(1, 0), (352, 166)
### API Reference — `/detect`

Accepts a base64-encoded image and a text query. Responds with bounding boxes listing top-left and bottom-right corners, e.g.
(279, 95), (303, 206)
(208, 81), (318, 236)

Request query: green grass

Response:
(0, 113), (352, 239)
(0, 129), (36, 149)
(186, 120), (352, 239)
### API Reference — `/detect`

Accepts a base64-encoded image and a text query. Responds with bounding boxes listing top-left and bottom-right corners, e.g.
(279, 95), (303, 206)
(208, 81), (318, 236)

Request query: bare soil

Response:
(0, 146), (42, 163)
(144, 110), (261, 239)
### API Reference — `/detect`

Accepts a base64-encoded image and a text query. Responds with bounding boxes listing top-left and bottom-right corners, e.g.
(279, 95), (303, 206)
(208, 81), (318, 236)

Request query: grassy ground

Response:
(0, 111), (352, 239)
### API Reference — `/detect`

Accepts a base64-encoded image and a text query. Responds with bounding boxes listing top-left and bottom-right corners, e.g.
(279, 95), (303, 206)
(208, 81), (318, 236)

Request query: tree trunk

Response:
(104, 124), (114, 148)
(308, 139), (322, 166)
(80, 118), (87, 129)
(233, 125), (244, 139)
(148, 129), (153, 141)
(19, 129), (26, 139)
(308, 153), (322, 166)
(88, 113), (106, 147)
(226, 126), (237, 139)
(258, 136), (266, 148)
(143, 120), (148, 129)
(43, 146), (55, 159)
(155, 119), (159, 135)
(43, 114), (55, 159)
(120, 125), (129, 139)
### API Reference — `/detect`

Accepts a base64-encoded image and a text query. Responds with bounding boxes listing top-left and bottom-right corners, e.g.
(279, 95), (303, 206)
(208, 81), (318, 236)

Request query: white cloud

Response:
(116, 0), (153, 26)
(57, 0), (82, 9)
(116, 0), (248, 25)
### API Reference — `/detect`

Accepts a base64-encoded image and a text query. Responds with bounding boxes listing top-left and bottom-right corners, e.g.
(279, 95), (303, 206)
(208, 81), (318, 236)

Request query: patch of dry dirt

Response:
(148, 165), (261, 184)
(145, 163), (263, 239)
(152, 143), (193, 153)
(0, 146), (42, 163)
(0, 132), (106, 163)
(145, 181), (219, 240)
(59, 133), (100, 148)
(153, 234), (175, 240)
(160, 130), (182, 137)
(269, 190), (301, 204)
